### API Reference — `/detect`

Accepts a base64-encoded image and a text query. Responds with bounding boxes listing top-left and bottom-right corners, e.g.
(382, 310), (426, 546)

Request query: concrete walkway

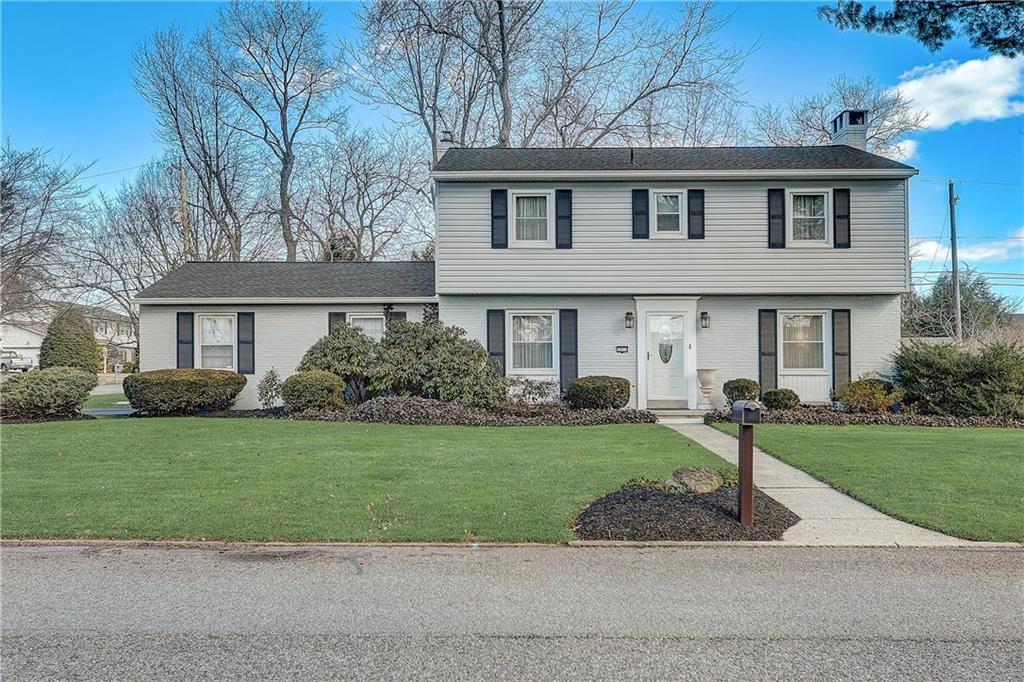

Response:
(661, 421), (966, 546)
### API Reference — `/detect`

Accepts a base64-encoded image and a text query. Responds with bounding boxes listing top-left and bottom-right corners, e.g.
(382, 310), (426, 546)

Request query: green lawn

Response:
(83, 392), (129, 409)
(713, 423), (1023, 542)
(1, 419), (730, 542)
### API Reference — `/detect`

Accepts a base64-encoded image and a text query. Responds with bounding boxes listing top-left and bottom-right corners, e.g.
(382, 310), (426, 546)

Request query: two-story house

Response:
(136, 110), (916, 410)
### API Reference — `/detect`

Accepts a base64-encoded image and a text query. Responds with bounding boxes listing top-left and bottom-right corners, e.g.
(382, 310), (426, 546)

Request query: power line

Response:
(915, 177), (1024, 188)
(79, 162), (156, 181)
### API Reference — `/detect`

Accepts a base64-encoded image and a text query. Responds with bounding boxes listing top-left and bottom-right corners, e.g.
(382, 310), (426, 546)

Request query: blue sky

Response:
(3, 1), (1022, 304)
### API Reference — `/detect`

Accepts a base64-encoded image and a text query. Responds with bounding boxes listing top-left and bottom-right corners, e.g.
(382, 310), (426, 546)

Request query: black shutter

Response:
(832, 309), (851, 395)
(768, 189), (785, 249)
(558, 309), (578, 395)
(833, 188), (851, 248)
(555, 189), (572, 249)
(631, 189), (649, 239)
(491, 189), (508, 249)
(237, 312), (254, 374)
(486, 309), (505, 375)
(758, 309), (777, 394)
(387, 310), (407, 322)
(176, 312), (193, 369)
(687, 189), (705, 239)
(328, 312), (346, 332)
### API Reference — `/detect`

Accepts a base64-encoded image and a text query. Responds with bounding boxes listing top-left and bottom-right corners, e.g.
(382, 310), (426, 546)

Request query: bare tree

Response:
(750, 75), (926, 156)
(0, 141), (90, 320)
(351, 2), (494, 165)
(295, 128), (431, 261)
(134, 27), (260, 261)
(208, 0), (343, 261)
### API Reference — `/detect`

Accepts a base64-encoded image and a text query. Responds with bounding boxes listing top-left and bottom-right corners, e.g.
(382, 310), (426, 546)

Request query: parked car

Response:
(0, 350), (33, 373)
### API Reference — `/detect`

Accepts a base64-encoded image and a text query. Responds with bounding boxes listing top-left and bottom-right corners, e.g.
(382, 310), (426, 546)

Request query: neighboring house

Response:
(0, 302), (137, 370)
(137, 109), (917, 410)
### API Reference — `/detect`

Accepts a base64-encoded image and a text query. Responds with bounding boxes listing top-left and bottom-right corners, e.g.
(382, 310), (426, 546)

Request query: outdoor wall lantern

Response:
(625, 312), (635, 329)
(700, 311), (711, 329)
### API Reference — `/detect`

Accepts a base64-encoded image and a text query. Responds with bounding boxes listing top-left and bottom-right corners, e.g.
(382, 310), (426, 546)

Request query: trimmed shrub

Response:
(370, 320), (507, 409)
(123, 369), (246, 415)
(297, 323), (376, 401)
(294, 396), (658, 427)
(0, 366), (98, 420)
(892, 341), (1024, 418)
(836, 378), (904, 414)
(39, 310), (99, 373)
(567, 375), (631, 410)
(722, 378), (760, 404)
(257, 367), (284, 409)
(281, 370), (347, 414)
(762, 388), (800, 410)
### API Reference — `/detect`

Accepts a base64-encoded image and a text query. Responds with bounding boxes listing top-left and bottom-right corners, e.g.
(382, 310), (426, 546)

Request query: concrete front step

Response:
(651, 409), (707, 425)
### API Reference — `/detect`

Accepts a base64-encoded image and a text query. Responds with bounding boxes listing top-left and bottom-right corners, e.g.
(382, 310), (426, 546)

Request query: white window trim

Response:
(649, 189), (687, 239)
(777, 310), (830, 376)
(509, 189), (555, 248)
(785, 188), (832, 247)
(505, 310), (559, 376)
(349, 313), (387, 341)
(194, 312), (237, 371)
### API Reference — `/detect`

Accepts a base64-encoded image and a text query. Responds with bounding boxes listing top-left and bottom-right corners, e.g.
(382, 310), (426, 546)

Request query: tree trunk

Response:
(279, 155), (297, 261)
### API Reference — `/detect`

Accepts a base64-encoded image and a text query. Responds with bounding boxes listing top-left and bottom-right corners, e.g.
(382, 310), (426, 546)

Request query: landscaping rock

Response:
(670, 467), (724, 494)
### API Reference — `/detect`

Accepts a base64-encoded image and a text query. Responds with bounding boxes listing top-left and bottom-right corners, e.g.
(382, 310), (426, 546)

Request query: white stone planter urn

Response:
(697, 368), (717, 410)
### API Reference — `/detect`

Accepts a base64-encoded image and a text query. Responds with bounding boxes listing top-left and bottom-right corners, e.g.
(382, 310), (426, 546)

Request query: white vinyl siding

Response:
(435, 180), (908, 294)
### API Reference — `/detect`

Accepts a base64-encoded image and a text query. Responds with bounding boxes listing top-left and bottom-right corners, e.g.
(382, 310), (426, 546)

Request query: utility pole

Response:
(947, 181), (963, 343)
(178, 161), (192, 261)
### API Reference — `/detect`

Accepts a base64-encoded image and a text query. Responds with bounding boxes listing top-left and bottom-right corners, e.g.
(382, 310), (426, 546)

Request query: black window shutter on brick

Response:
(558, 309), (578, 395)
(328, 312), (346, 333)
(632, 189), (649, 239)
(555, 189), (572, 248)
(832, 309), (851, 393)
(486, 309), (505, 375)
(491, 189), (508, 248)
(768, 189), (785, 248)
(176, 312), (193, 369)
(237, 312), (254, 374)
(687, 189), (705, 239)
(758, 309), (777, 393)
(833, 188), (851, 248)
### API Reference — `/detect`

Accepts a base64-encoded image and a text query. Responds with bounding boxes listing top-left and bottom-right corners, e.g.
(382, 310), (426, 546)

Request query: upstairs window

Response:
(511, 192), (552, 246)
(788, 191), (830, 245)
(653, 191), (684, 236)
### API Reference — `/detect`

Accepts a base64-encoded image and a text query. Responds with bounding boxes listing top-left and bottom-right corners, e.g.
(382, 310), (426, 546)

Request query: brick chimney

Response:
(830, 110), (868, 151)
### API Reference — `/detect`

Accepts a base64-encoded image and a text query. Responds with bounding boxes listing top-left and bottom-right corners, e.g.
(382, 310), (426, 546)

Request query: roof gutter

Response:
(431, 168), (919, 181)
(132, 296), (439, 305)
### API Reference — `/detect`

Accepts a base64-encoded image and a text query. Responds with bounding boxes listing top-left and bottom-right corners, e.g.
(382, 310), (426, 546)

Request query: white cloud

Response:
(911, 227), (1024, 265)
(895, 56), (1024, 130)
(891, 139), (918, 161)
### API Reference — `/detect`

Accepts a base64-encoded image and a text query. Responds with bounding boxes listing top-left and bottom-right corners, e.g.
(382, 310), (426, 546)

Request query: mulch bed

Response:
(572, 486), (800, 541)
(704, 407), (1024, 429)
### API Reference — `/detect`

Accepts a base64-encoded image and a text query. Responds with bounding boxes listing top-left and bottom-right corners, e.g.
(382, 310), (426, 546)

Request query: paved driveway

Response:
(2, 543), (1021, 680)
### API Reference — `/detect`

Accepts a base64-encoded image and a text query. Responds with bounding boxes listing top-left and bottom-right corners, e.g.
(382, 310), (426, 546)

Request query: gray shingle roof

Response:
(434, 145), (914, 172)
(136, 261), (436, 300)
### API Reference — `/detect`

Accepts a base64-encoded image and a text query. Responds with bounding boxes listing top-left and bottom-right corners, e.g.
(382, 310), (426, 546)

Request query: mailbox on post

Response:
(730, 400), (762, 526)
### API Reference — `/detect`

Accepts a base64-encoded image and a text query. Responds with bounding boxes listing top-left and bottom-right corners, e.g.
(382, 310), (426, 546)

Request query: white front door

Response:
(647, 314), (686, 401)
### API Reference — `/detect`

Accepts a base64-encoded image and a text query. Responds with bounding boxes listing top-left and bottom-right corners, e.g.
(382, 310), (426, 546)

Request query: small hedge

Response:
(835, 378), (904, 414)
(0, 366), (98, 420)
(293, 396), (657, 427)
(567, 376), (630, 410)
(123, 369), (246, 415)
(722, 378), (759, 404)
(762, 388), (800, 410)
(703, 406), (1023, 429)
(296, 323), (375, 401)
(281, 370), (347, 413)
(39, 310), (100, 373)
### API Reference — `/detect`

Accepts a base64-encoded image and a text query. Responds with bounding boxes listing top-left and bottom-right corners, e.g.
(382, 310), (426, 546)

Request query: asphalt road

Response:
(2, 544), (1022, 680)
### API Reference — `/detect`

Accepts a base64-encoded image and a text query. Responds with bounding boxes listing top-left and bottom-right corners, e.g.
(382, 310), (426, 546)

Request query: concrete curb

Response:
(2, 538), (1020, 551)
